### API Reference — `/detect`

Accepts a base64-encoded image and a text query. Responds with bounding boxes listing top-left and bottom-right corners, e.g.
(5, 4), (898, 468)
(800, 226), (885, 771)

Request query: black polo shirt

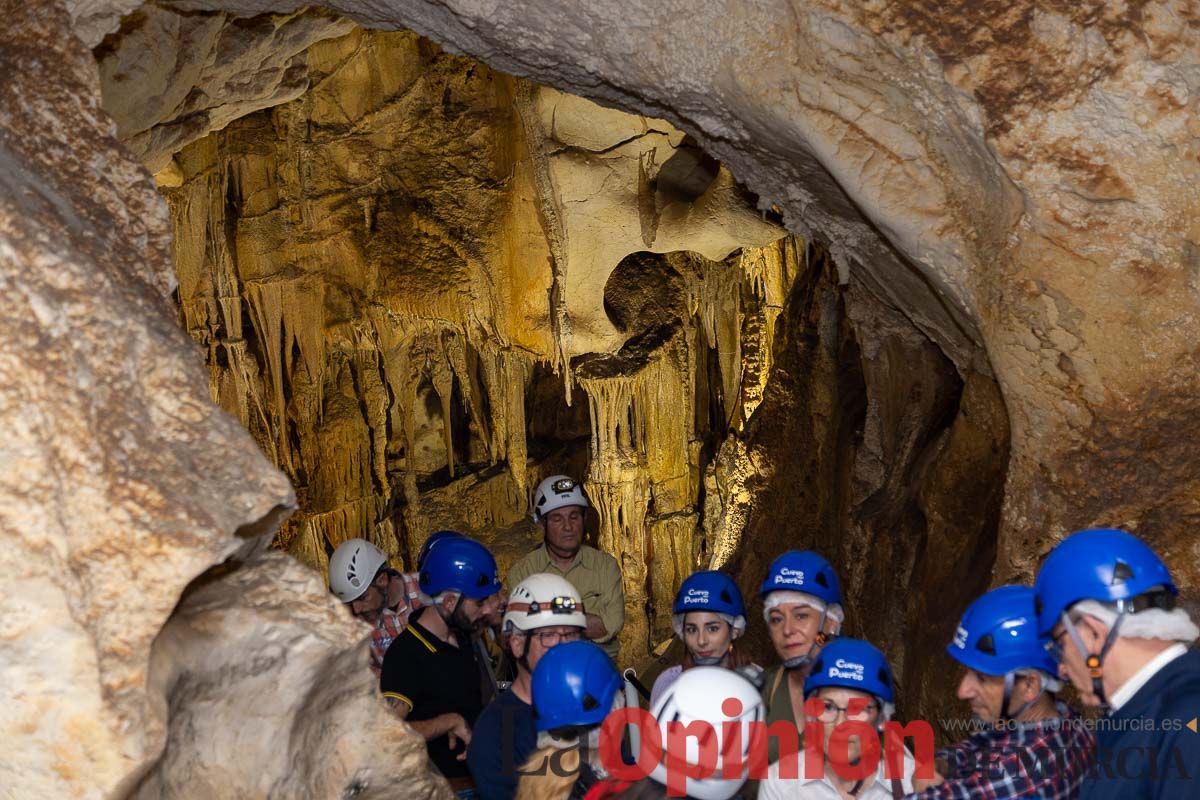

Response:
(380, 617), (485, 778)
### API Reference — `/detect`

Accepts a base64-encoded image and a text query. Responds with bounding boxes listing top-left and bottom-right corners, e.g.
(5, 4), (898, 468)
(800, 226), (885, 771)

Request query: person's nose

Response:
(956, 675), (973, 700)
(782, 615), (802, 640)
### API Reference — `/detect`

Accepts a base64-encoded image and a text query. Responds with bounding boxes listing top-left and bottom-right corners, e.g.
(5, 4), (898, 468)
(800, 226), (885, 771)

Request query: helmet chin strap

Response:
(1062, 610), (1125, 710)
(783, 607), (835, 671)
(999, 672), (1041, 724)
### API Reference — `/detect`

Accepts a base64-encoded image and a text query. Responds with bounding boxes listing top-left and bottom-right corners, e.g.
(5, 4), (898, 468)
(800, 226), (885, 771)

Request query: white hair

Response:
(1072, 599), (1199, 643)
(762, 591), (845, 627)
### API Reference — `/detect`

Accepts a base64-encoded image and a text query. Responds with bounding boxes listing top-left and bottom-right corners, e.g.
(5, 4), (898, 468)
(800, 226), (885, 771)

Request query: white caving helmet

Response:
(328, 538), (388, 603)
(649, 666), (765, 800)
(531, 474), (589, 523)
(503, 573), (588, 632)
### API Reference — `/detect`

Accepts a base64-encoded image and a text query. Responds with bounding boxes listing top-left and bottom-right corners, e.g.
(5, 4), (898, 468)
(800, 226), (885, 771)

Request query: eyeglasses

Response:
(531, 629), (583, 646)
(812, 698), (879, 722)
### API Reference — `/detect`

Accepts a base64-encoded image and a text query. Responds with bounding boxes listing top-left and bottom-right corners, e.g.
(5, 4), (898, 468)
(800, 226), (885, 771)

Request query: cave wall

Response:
(1, 2), (438, 798)
(150, 23), (795, 658)
(149, 0), (1200, 599)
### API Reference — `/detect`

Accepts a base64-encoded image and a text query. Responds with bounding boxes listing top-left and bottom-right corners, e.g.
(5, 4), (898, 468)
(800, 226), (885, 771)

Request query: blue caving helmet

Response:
(805, 637), (895, 705)
(531, 640), (624, 732)
(760, 550), (842, 605)
(673, 570), (747, 619)
(948, 585), (1058, 677)
(417, 529), (463, 572)
(419, 535), (502, 600)
(1033, 527), (1176, 635)
(1033, 527), (1177, 707)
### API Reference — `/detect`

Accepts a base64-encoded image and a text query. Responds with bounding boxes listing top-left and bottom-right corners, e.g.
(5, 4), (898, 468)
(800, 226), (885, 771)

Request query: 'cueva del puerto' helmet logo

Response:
(683, 588), (710, 605)
(774, 567), (805, 585)
(829, 658), (866, 681)
(952, 625), (969, 649)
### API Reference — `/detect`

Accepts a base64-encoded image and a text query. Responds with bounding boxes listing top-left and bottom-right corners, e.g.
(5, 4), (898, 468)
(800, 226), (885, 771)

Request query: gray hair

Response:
(1072, 599), (1199, 643)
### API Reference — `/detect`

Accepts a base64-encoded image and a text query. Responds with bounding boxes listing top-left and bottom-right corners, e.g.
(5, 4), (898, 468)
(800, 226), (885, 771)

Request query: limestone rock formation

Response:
(132, 551), (448, 799)
(154, 0), (1199, 603)
(106, 22), (791, 658)
(0, 2), (428, 797)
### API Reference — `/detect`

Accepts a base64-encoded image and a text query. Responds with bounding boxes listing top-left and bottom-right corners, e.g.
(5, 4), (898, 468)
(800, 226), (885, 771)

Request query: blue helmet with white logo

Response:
(948, 586), (1058, 677)
(1033, 528), (1176, 636)
(531, 640), (623, 732)
(673, 571), (746, 618)
(805, 638), (894, 704)
(419, 535), (502, 600)
(760, 550), (842, 605)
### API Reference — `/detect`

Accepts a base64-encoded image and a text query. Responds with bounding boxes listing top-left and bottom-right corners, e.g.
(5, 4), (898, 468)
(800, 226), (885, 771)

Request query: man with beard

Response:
(467, 573), (587, 800)
(909, 585), (1094, 798)
(380, 534), (503, 798)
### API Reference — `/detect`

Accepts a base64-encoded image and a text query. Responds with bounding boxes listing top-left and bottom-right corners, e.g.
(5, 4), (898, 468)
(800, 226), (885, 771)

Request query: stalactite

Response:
(514, 81), (575, 404)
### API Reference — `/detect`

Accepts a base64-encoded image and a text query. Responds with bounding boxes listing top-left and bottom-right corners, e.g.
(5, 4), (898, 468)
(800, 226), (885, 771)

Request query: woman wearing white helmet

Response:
(468, 573), (588, 800)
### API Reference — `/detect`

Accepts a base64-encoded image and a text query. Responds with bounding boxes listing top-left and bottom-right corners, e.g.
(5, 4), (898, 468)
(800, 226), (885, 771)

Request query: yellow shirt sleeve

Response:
(589, 552), (625, 644)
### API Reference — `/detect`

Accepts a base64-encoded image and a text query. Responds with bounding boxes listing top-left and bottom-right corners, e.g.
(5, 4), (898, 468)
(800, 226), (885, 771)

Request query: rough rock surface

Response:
(0, 2), (432, 797)
(157, 0), (1200, 599)
(131, 551), (447, 799)
(126, 24), (789, 658)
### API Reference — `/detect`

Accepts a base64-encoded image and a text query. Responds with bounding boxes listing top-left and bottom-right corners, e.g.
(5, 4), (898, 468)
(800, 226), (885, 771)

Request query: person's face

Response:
(544, 506), (584, 555)
(766, 602), (829, 663)
(683, 611), (736, 662)
(447, 592), (503, 632)
(956, 668), (1017, 723)
(1050, 614), (1106, 706)
(808, 687), (880, 764)
(512, 625), (584, 672)
(348, 570), (390, 623)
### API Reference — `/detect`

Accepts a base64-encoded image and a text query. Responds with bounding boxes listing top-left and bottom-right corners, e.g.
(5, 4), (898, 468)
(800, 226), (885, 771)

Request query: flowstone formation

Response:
(153, 0), (1200, 593)
(107, 20), (790, 657)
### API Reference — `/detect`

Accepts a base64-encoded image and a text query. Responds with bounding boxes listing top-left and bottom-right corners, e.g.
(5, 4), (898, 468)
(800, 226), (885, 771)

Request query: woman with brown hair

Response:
(649, 571), (754, 707)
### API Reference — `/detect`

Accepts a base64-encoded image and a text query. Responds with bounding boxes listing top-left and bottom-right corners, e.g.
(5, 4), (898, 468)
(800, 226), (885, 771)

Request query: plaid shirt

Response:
(367, 572), (424, 677)
(908, 704), (1095, 800)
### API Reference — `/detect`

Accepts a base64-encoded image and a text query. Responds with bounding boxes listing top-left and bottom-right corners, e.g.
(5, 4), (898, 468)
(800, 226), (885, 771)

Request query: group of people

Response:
(327, 474), (1200, 800)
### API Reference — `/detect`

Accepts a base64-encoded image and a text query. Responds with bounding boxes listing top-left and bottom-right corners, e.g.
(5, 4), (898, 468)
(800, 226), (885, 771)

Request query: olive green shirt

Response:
(761, 665), (803, 764)
(507, 543), (624, 661)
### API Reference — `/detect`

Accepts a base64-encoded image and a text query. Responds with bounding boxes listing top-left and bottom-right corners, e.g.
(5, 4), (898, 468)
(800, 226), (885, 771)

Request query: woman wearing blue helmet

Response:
(649, 571), (753, 707)
(761, 638), (916, 799)
(758, 550), (844, 763)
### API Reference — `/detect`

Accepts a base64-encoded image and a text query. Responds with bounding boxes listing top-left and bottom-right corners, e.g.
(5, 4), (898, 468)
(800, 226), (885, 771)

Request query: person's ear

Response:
(1021, 674), (1042, 702)
(441, 592), (459, 614)
(1078, 614), (1109, 646)
(510, 632), (526, 659)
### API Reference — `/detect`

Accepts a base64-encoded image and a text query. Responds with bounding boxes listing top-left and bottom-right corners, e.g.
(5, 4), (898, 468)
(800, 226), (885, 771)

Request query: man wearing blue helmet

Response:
(910, 585), (1094, 799)
(516, 641), (626, 800)
(759, 551), (845, 763)
(380, 535), (504, 797)
(1033, 528), (1200, 800)
(650, 570), (755, 707)
(761, 638), (916, 799)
